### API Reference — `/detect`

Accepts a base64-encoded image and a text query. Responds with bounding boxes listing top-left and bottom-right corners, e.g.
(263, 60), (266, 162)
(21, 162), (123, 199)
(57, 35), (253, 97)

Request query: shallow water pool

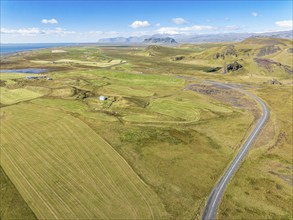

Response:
(0, 69), (48, 74)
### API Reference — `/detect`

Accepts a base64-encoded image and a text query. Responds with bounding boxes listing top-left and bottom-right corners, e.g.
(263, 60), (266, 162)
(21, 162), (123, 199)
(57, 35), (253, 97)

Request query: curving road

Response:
(201, 81), (269, 220)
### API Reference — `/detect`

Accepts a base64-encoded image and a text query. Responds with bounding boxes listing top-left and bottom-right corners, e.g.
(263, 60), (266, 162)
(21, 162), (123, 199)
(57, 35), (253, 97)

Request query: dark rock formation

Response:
(224, 45), (237, 56)
(288, 48), (293, 53)
(172, 55), (185, 61)
(226, 61), (243, 72)
(257, 45), (281, 57)
(214, 52), (225, 59)
(214, 45), (237, 59)
(254, 58), (293, 74)
(206, 67), (222, 72)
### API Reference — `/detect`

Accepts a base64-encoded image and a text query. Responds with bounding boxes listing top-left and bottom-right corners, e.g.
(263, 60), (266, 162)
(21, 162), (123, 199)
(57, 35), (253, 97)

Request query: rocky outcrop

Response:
(288, 48), (293, 53)
(254, 58), (293, 74)
(224, 45), (237, 56)
(172, 55), (185, 61)
(214, 53), (225, 59)
(257, 45), (281, 57)
(206, 67), (222, 72)
(214, 45), (237, 59)
(226, 61), (243, 72)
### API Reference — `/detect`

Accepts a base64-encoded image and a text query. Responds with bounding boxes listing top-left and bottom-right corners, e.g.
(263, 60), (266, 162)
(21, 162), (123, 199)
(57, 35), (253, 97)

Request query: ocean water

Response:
(0, 43), (75, 55)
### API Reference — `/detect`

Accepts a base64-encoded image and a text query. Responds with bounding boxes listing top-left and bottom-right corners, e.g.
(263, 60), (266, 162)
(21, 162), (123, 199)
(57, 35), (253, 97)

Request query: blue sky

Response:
(1, 1), (292, 43)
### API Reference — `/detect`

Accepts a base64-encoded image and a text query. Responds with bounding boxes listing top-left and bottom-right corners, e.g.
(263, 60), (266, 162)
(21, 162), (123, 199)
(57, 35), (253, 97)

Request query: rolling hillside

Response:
(1, 103), (168, 219)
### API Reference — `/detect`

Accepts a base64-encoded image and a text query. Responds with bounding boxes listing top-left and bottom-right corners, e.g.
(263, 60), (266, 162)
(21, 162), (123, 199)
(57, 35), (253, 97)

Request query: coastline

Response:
(0, 43), (78, 58)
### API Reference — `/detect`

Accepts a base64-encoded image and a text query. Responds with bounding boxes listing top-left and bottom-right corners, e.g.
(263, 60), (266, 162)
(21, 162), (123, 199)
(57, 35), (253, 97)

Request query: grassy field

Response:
(0, 87), (43, 105)
(218, 85), (293, 219)
(1, 103), (168, 219)
(0, 39), (292, 219)
(31, 59), (126, 67)
(0, 167), (37, 220)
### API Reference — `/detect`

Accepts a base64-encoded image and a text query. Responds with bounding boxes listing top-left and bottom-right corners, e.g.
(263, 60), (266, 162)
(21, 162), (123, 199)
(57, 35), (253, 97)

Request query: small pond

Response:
(0, 69), (48, 74)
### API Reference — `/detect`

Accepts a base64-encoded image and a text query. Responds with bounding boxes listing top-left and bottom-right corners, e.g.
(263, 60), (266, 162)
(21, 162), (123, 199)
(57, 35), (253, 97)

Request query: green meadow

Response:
(0, 39), (292, 219)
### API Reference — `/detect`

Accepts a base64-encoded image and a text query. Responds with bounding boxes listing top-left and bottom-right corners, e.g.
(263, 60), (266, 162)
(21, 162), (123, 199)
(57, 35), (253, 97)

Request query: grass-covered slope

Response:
(0, 88), (43, 105)
(0, 167), (37, 220)
(0, 40), (291, 219)
(0, 103), (168, 219)
(219, 85), (293, 219)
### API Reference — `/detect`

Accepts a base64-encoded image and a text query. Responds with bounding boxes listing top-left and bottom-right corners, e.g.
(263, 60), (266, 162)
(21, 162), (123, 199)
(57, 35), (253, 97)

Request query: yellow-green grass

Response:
(219, 85), (293, 219)
(85, 70), (185, 86)
(0, 73), (32, 80)
(149, 99), (201, 121)
(82, 88), (255, 219)
(265, 50), (293, 67)
(0, 167), (37, 220)
(0, 88), (43, 105)
(123, 113), (166, 123)
(101, 85), (154, 97)
(149, 92), (232, 122)
(31, 59), (126, 67)
(0, 103), (168, 219)
(87, 111), (255, 219)
(31, 98), (118, 122)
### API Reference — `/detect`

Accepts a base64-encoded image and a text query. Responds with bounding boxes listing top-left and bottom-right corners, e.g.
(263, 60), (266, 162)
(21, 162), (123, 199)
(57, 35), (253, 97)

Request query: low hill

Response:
(149, 37), (293, 77)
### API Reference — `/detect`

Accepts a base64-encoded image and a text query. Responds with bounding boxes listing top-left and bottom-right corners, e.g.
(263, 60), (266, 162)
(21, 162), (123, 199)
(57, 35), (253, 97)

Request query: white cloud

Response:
(1, 27), (41, 35)
(129, 20), (150, 28)
(252, 12), (258, 17)
(1, 27), (75, 36)
(224, 25), (241, 30)
(156, 23), (161, 27)
(41, 18), (58, 24)
(171, 17), (187, 25)
(43, 27), (76, 35)
(157, 25), (215, 35)
(275, 20), (293, 28)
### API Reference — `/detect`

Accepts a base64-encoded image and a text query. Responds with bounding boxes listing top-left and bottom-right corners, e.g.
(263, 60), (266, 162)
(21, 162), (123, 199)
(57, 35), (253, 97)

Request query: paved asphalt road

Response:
(201, 81), (269, 220)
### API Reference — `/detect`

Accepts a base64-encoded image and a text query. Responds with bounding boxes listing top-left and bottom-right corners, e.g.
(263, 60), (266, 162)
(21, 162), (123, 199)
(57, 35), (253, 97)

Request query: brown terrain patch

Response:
(269, 171), (293, 186)
(185, 83), (259, 118)
(254, 58), (293, 74)
(253, 119), (276, 149)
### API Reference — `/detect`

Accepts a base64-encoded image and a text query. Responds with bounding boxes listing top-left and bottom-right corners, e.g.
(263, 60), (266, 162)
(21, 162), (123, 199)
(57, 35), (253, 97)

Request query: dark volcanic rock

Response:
(172, 55), (185, 61)
(206, 67), (222, 72)
(254, 58), (293, 74)
(226, 61), (243, 72)
(257, 45), (281, 57)
(143, 37), (177, 44)
(288, 48), (293, 53)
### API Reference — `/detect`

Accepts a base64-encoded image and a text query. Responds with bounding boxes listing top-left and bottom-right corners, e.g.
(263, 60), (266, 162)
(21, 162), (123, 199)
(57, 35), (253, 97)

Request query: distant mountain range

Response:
(143, 37), (177, 44)
(98, 30), (292, 44)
